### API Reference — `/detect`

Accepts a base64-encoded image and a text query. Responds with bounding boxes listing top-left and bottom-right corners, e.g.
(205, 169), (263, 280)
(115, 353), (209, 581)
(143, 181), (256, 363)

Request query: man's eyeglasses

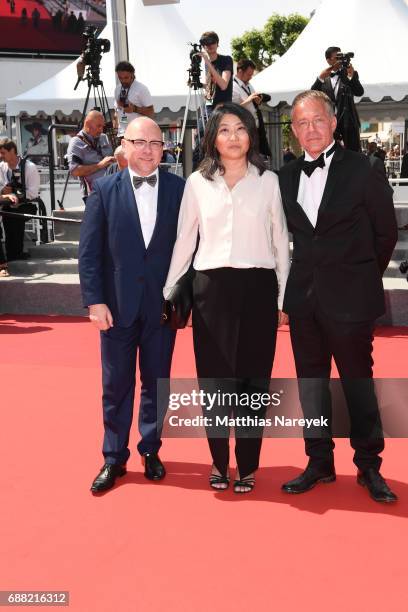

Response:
(124, 138), (164, 151)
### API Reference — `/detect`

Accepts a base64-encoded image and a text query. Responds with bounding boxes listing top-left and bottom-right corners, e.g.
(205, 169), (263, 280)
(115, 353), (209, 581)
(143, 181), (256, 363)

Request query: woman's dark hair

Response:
(199, 102), (266, 180)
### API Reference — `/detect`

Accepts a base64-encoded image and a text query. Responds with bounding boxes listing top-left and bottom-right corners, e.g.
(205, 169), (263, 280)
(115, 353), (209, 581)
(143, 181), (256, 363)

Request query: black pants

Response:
(192, 268), (279, 479)
(0, 221), (6, 264)
(336, 124), (361, 152)
(289, 307), (384, 471)
(2, 203), (37, 259)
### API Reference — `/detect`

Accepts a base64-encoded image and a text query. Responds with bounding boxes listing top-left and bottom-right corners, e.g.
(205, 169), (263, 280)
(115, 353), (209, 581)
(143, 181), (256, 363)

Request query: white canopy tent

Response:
(6, 0), (198, 117)
(251, 0), (408, 122)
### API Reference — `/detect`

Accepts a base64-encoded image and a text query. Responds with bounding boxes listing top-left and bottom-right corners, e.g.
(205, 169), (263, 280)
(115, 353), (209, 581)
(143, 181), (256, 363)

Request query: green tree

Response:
(231, 13), (309, 70)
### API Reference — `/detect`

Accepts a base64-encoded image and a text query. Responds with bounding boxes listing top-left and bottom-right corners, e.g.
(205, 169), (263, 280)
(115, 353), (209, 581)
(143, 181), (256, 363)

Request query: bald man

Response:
(79, 117), (186, 493)
(67, 110), (114, 199)
(105, 145), (128, 174)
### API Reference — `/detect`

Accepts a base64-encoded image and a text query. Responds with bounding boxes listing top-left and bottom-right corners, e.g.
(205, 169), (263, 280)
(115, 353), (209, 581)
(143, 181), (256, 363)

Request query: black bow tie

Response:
(302, 143), (336, 177)
(132, 174), (157, 189)
(330, 70), (340, 77)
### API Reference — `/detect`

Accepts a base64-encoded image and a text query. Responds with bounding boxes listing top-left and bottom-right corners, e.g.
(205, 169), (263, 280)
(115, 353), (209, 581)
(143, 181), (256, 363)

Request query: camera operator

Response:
(232, 58), (271, 158)
(311, 46), (364, 152)
(67, 110), (114, 201)
(114, 61), (154, 135)
(0, 138), (40, 261)
(199, 31), (233, 111)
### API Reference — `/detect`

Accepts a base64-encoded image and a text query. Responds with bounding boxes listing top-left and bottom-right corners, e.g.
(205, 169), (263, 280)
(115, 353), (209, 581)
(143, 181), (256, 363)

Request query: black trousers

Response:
(335, 123), (361, 152)
(289, 306), (384, 472)
(0, 222), (6, 264)
(2, 203), (37, 259)
(192, 268), (279, 479)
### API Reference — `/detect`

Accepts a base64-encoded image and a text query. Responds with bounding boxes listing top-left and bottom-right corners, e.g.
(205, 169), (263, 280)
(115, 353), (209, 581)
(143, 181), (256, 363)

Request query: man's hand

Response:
(347, 63), (355, 78)
(98, 156), (115, 169)
(278, 310), (289, 327)
(198, 51), (211, 66)
(123, 104), (135, 113)
(1, 184), (13, 195)
(247, 92), (262, 105)
(4, 194), (19, 206)
(319, 66), (334, 80)
(89, 304), (113, 331)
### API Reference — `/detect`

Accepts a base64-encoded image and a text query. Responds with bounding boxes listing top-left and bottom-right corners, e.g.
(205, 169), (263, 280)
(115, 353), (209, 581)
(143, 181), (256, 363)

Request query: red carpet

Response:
(0, 1), (83, 52)
(1, 315), (407, 611)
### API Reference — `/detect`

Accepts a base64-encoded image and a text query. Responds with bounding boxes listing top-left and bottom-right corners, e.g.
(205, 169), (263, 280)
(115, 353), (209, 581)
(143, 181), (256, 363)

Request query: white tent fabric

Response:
(251, 0), (408, 107)
(6, 0), (198, 116)
(6, 22), (116, 116)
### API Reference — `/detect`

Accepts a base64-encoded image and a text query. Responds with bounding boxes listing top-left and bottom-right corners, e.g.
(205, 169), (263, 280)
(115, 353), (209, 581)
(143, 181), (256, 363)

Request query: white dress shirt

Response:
(232, 77), (259, 126)
(0, 158), (40, 201)
(318, 74), (340, 111)
(114, 80), (153, 135)
(297, 141), (336, 227)
(163, 164), (290, 309)
(128, 167), (159, 248)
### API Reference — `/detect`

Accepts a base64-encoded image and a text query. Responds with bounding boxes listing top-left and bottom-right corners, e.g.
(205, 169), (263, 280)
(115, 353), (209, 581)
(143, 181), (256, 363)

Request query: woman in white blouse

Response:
(164, 103), (290, 493)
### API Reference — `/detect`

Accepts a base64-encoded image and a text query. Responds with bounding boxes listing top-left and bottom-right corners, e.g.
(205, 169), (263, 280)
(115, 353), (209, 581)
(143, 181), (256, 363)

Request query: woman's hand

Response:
(278, 310), (289, 326)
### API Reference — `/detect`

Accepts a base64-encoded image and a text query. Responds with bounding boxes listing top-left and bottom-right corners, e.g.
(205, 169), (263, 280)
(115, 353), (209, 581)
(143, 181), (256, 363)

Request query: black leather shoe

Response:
(357, 468), (398, 503)
(90, 463), (126, 493)
(143, 453), (166, 480)
(282, 465), (336, 494)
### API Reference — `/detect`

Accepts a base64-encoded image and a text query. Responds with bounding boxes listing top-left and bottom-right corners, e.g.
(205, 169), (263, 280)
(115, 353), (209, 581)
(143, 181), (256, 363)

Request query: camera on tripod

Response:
(74, 25), (111, 90)
(82, 25), (110, 67)
(188, 42), (203, 90)
(336, 51), (354, 70)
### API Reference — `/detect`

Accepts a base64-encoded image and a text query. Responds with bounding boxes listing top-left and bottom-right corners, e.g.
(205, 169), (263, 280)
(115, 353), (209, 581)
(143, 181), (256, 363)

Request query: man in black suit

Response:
(279, 90), (398, 503)
(311, 46), (364, 152)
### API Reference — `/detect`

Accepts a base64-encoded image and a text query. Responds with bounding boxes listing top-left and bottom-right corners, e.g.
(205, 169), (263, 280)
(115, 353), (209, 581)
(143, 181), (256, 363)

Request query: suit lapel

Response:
(289, 156), (315, 231)
(315, 145), (345, 227)
(119, 168), (146, 248)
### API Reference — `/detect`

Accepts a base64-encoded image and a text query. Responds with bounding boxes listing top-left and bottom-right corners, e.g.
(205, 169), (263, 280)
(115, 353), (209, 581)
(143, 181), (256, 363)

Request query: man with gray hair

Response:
(279, 90), (398, 503)
(105, 145), (128, 175)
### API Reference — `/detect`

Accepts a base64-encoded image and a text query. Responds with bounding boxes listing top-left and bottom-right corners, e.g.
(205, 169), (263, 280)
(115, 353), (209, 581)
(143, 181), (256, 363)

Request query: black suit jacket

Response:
(312, 71), (363, 131)
(279, 146), (397, 322)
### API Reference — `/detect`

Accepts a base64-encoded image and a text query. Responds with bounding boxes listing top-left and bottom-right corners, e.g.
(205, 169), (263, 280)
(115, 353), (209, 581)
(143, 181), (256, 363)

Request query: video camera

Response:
(188, 42), (203, 90)
(336, 51), (354, 69)
(74, 26), (111, 90)
(82, 25), (110, 67)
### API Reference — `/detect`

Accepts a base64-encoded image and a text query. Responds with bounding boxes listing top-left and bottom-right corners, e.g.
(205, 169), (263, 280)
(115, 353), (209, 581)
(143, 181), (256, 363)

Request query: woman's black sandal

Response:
(209, 467), (230, 490)
(233, 475), (255, 494)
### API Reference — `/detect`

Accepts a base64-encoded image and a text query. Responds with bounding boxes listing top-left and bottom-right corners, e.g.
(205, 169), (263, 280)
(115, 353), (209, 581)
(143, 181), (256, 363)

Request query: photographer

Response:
(67, 110), (114, 200)
(0, 139), (40, 261)
(114, 61), (154, 135)
(311, 46), (364, 151)
(199, 31), (233, 111)
(232, 58), (271, 158)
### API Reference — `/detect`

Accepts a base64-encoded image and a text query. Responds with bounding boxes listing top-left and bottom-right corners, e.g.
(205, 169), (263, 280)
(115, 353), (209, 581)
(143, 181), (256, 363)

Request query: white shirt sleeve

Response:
(232, 80), (245, 104)
(24, 161), (40, 200)
(270, 179), (290, 310)
(128, 81), (153, 108)
(163, 178), (199, 298)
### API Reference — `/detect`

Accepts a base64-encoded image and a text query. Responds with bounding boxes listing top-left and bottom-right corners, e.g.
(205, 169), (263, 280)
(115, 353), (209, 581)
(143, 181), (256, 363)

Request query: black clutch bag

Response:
(161, 267), (194, 330)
